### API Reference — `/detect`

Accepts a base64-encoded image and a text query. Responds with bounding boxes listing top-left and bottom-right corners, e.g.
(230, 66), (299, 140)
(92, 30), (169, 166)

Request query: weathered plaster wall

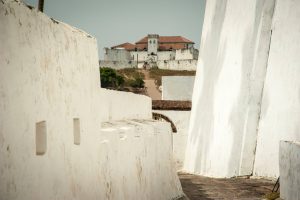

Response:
(184, 0), (276, 178)
(104, 48), (132, 61)
(175, 49), (194, 60)
(162, 76), (195, 101)
(156, 110), (191, 170)
(0, 1), (183, 199)
(253, 0), (300, 178)
(279, 141), (300, 200)
(157, 60), (197, 71)
(130, 51), (148, 62)
(99, 60), (137, 69)
(157, 51), (175, 61)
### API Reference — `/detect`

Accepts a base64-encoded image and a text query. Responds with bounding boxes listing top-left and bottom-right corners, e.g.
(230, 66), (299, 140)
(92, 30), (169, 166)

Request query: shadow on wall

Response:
(185, 0), (227, 175)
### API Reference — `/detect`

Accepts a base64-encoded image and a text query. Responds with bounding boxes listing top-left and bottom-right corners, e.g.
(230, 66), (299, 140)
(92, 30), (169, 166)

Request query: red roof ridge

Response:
(135, 35), (194, 44)
(111, 42), (135, 49)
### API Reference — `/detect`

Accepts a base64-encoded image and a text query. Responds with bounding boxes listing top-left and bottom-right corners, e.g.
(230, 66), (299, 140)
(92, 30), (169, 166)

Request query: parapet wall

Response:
(0, 1), (182, 199)
(99, 60), (197, 71)
(185, 0), (300, 178)
(157, 60), (197, 71)
(99, 60), (138, 69)
(279, 141), (300, 200)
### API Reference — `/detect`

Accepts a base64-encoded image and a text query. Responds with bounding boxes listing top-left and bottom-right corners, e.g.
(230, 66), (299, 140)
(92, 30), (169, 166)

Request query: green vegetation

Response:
(100, 67), (124, 88)
(262, 192), (280, 200)
(149, 68), (196, 86)
(100, 67), (145, 89)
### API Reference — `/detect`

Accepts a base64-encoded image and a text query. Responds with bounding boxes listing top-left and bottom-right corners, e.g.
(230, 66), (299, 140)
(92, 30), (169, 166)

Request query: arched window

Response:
(150, 40), (152, 44)
(153, 40), (156, 44)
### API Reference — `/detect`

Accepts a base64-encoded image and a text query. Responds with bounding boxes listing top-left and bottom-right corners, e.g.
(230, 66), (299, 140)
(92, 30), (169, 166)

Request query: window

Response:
(36, 121), (47, 155)
(149, 40), (152, 44)
(73, 118), (80, 145)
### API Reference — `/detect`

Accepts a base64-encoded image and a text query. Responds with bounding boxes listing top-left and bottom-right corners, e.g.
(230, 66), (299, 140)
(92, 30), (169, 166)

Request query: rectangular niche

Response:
(73, 118), (80, 145)
(36, 121), (47, 155)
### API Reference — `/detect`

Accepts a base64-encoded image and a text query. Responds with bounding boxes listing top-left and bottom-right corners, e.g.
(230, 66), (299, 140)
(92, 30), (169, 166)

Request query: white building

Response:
(100, 34), (198, 70)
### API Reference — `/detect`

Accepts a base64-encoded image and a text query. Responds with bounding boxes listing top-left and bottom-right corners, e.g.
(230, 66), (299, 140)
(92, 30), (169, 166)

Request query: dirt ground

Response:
(141, 70), (161, 100)
(178, 172), (276, 200)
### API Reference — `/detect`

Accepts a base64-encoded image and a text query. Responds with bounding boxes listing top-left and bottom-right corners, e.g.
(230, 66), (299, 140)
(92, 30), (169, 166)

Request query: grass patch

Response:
(117, 68), (144, 80)
(263, 192), (280, 200)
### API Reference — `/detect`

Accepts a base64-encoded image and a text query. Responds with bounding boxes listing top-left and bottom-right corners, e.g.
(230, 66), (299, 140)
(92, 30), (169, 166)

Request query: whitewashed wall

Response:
(186, 0), (300, 179)
(156, 111), (191, 170)
(253, 0), (300, 178)
(279, 141), (300, 200)
(157, 51), (175, 61)
(99, 60), (137, 69)
(175, 49), (193, 60)
(104, 48), (132, 61)
(162, 76), (195, 101)
(157, 60), (197, 71)
(130, 51), (148, 62)
(0, 1), (183, 199)
(184, 0), (276, 178)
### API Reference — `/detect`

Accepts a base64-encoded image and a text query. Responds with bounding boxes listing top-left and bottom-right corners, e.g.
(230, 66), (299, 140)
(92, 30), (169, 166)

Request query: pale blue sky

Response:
(23, 0), (206, 59)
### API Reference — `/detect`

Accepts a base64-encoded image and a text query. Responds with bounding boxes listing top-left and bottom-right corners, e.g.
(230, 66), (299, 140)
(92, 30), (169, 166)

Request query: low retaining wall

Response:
(99, 60), (137, 69)
(279, 141), (300, 200)
(156, 111), (191, 170)
(157, 60), (197, 71)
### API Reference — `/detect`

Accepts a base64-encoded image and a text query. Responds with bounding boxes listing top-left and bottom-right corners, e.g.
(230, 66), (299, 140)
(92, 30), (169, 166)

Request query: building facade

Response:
(100, 34), (198, 70)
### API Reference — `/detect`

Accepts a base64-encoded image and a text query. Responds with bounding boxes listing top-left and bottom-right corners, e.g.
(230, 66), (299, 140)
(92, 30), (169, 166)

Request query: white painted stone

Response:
(253, 0), (300, 178)
(279, 141), (300, 200)
(162, 76), (195, 101)
(157, 60), (197, 71)
(184, 0), (276, 178)
(0, 1), (183, 199)
(156, 110), (191, 170)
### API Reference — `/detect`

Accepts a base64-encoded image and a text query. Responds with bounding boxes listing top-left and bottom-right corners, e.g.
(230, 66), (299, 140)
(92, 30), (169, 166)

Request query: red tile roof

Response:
(111, 36), (194, 51)
(136, 36), (194, 44)
(111, 42), (136, 50)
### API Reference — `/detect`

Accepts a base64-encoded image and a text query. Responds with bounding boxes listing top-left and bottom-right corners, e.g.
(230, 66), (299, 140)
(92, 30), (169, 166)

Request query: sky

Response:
(23, 0), (206, 59)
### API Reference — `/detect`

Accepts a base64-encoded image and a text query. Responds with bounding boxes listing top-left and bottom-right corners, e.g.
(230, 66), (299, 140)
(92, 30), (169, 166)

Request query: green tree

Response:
(100, 67), (124, 88)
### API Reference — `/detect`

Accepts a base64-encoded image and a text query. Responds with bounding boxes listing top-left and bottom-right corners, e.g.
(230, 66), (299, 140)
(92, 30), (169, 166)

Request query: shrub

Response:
(100, 67), (124, 88)
(129, 77), (145, 88)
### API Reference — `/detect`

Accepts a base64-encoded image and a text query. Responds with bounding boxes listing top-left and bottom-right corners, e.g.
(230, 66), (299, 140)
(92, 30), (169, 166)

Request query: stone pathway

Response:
(178, 172), (275, 200)
(141, 70), (161, 100)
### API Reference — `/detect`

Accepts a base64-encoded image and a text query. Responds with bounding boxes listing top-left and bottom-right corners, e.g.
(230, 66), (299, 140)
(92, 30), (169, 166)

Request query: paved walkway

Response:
(141, 70), (161, 100)
(178, 172), (275, 200)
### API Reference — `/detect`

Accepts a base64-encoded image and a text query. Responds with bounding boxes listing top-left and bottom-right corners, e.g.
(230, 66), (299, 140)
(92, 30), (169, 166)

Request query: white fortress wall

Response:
(184, 0), (276, 178)
(104, 48), (132, 61)
(99, 60), (137, 69)
(157, 60), (197, 71)
(279, 141), (300, 200)
(253, 0), (300, 177)
(175, 49), (194, 60)
(162, 76), (195, 101)
(157, 51), (175, 61)
(0, 1), (183, 199)
(130, 51), (148, 62)
(155, 110), (191, 170)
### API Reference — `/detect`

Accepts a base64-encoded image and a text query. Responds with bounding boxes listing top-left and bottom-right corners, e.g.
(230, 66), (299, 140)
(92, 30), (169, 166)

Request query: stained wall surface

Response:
(0, 1), (183, 199)
(184, 0), (276, 178)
